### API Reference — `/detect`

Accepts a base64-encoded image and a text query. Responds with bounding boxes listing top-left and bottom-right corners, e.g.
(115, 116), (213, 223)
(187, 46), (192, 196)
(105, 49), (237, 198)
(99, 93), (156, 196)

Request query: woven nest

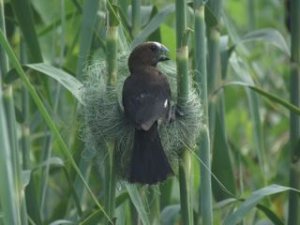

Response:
(81, 54), (202, 178)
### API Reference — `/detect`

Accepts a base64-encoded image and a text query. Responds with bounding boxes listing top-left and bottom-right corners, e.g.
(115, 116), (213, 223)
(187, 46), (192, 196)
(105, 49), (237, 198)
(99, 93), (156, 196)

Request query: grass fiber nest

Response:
(81, 54), (202, 180)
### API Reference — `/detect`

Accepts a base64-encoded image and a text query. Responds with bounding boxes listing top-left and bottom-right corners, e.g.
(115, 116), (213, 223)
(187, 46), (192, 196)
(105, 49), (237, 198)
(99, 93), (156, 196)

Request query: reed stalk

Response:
(71, 0), (100, 213)
(288, 0), (300, 224)
(247, 0), (255, 30)
(131, 0), (141, 37)
(76, 0), (99, 77)
(0, 2), (28, 224)
(0, 95), (21, 225)
(0, 28), (113, 224)
(209, 0), (236, 202)
(0, 0), (8, 76)
(206, 0), (222, 137)
(105, 1), (119, 224)
(10, 0), (42, 62)
(176, 0), (193, 224)
(193, 1), (213, 224)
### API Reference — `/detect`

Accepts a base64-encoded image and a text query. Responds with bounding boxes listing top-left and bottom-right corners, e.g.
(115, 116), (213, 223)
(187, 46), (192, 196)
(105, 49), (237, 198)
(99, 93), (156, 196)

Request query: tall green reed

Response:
(105, 1), (119, 224)
(175, 0), (193, 224)
(72, 0), (100, 214)
(0, 28), (112, 225)
(0, 2), (27, 224)
(131, 0), (141, 37)
(288, 0), (300, 224)
(206, 0), (237, 203)
(193, 1), (213, 224)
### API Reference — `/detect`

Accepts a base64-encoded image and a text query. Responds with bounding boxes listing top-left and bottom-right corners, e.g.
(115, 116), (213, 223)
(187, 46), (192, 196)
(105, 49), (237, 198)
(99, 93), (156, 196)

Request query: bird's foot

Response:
(167, 105), (184, 123)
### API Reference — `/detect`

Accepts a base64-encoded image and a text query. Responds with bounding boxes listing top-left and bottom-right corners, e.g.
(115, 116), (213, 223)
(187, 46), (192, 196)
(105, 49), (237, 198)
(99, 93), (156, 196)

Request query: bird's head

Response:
(128, 42), (169, 72)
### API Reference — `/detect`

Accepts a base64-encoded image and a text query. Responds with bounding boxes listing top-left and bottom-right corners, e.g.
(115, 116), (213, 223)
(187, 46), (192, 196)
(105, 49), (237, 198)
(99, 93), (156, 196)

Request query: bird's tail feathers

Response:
(129, 123), (173, 184)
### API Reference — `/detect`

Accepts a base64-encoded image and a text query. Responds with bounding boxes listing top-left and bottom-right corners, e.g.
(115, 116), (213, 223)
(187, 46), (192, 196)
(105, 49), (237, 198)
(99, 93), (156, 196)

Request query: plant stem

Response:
(203, 0), (223, 222)
(0, 0), (8, 78)
(131, 0), (141, 37)
(104, 144), (117, 224)
(245, 0), (268, 186)
(206, 0), (222, 137)
(148, 186), (160, 225)
(176, 0), (193, 224)
(0, 29), (113, 224)
(0, 2), (28, 224)
(193, 1), (213, 224)
(3, 87), (29, 225)
(247, 0), (255, 30)
(0, 92), (21, 225)
(288, 0), (300, 224)
(176, 0), (189, 104)
(105, 1), (118, 224)
(179, 151), (193, 225)
(76, 0), (99, 77)
(106, 0), (118, 86)
(106, 26), (118, 86)
(10, 0), (42, 62)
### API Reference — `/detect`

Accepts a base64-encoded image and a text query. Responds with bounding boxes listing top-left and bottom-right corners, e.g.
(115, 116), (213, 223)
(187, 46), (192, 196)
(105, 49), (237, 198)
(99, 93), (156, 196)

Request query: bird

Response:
(122, 42), (174, 184)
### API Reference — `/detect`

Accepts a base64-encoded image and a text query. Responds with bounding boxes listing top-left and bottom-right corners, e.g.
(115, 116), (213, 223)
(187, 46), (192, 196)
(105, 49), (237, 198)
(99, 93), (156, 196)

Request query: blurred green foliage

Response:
(0, 0), (298, 225)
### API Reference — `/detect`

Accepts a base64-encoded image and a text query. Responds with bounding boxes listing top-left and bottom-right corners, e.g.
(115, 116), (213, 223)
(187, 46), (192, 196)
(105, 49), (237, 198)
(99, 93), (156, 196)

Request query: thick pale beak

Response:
(159, 44), (170, 61)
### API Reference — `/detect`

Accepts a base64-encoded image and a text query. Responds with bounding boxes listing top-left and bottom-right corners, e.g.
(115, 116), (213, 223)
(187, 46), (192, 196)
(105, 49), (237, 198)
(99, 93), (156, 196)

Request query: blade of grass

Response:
(0, 0), (8, 77)
(239, 28), (290, 56)
(76, 0), (99, 77)
(38, 11), (80, 37)
(131, 4), (175, 48)
(160, 204), (181, 225)
(211, 96), (236, 201)
(147, 186), (160, 225)
(0, 92), (21, 225)
(43, 3), (67, 212)
(246, 89), (267, 182)
(39, 2), (67, 216)
(224, 184), (300, 225)
(10, 0), (42, 62)
(126, 185), (151, 225)
(0, 3), (28, 224)
(26, 63), (83, 104)
(19, 40), (42, 225)
(3, 86), (29, 225)
(0, 29), (113, 224)
(63, 0), (98, 209)
(79, 192), (130, 225)
(218, 81), (300, 116)
(210, 25), (237, 205)
(0, 78), (18, 225)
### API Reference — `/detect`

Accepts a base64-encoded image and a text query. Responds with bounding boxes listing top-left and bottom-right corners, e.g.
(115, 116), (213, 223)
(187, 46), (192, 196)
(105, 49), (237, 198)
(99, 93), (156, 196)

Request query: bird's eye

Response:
(149, 44), (157, 52)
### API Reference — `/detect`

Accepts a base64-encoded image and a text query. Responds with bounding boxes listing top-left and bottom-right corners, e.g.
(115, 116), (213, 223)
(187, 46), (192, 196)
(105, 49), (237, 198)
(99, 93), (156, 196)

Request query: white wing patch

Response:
(164, 99), (168, 108)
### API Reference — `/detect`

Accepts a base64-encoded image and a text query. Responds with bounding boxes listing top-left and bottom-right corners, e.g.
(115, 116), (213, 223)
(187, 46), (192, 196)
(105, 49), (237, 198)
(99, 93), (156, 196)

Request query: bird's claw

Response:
(175, 105), (184, 117)
(167, 105), (184, 123)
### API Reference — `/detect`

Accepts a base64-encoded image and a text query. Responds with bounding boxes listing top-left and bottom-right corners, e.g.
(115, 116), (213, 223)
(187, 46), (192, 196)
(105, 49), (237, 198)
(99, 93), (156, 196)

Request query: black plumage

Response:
(122, 42), (173, 184)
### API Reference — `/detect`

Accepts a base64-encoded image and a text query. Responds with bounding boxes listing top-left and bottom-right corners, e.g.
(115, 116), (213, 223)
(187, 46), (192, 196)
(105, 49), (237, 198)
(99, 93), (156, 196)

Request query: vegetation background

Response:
(0, 0), (299, 225)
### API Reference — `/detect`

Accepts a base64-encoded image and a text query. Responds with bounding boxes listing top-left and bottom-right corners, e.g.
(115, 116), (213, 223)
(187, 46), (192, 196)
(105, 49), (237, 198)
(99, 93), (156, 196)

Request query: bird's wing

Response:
(122, 74), (170, 131)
